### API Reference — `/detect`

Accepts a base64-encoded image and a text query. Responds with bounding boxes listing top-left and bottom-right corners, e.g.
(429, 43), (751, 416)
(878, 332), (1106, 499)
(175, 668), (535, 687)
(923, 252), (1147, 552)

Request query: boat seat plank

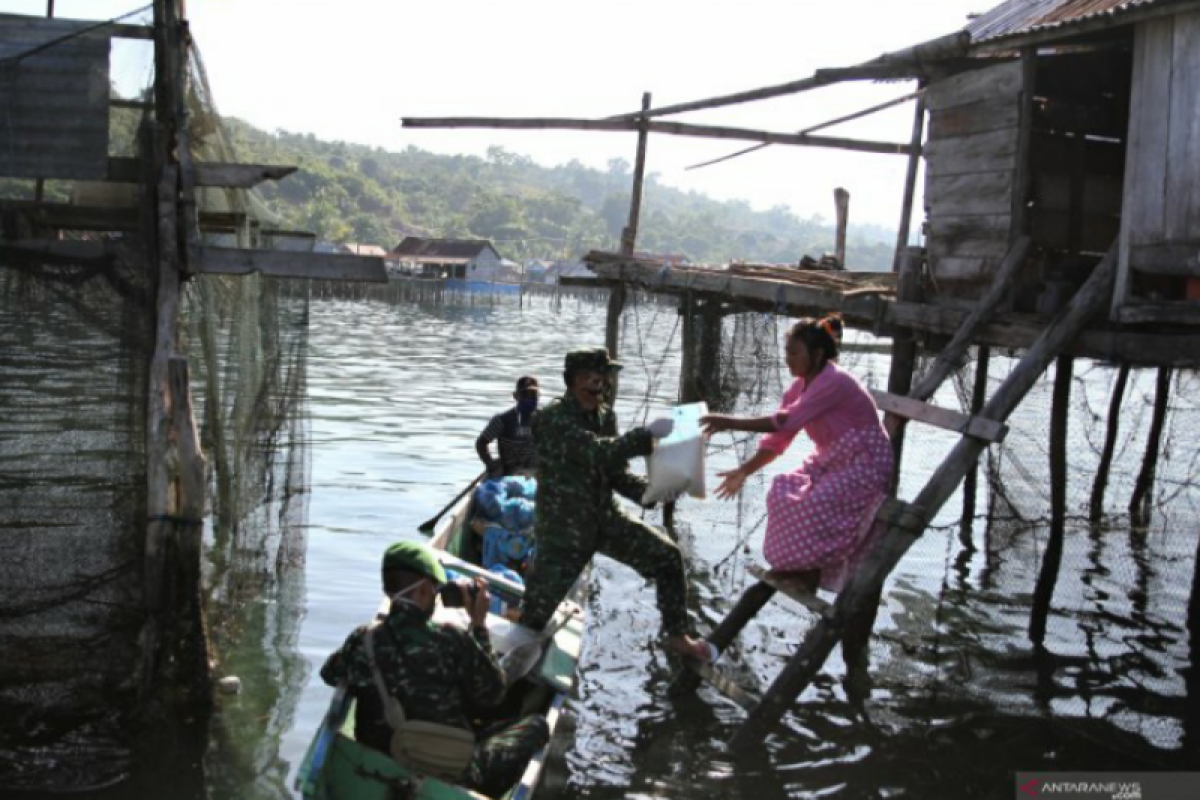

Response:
(871, 388), (1007, 443)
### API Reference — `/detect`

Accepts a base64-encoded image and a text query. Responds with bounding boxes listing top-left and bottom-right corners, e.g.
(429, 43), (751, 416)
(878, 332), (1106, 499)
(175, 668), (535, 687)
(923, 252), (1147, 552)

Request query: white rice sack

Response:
(643, 402), (708, 504)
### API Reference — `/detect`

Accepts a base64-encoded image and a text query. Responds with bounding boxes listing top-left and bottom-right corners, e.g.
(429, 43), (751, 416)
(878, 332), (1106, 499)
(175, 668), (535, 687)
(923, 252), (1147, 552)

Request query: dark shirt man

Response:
(321, 541), (548, 796)
(476, 376), (539, 477)
(518, 348), (712, 661)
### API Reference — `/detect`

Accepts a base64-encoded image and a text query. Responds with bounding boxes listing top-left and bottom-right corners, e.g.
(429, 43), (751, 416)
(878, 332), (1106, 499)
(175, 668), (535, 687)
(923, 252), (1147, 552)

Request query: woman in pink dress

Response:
(701, 315), (893, 594)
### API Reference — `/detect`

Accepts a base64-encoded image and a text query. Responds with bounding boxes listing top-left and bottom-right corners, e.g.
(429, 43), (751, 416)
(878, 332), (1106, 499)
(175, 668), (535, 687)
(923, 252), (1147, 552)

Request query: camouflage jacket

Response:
(321, 603), (505, 751)
(532, 393), (654, 550)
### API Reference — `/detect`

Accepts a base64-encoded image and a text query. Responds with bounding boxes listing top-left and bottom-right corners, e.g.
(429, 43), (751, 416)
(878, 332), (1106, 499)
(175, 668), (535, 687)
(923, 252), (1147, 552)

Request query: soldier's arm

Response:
(462, 627), (506, 707)
(604, 409), (653, 505)
(540, 407), (653, 472)
(320, 627), (364, 686)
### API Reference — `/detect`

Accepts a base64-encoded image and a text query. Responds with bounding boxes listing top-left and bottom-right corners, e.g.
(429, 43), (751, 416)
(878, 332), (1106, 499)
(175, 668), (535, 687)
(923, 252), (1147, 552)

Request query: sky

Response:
(5, 0), (989, 230)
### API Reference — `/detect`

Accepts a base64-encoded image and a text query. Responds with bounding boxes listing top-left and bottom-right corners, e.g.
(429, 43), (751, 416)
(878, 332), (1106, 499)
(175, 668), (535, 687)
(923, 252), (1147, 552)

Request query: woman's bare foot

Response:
(666, 635), (719, 663)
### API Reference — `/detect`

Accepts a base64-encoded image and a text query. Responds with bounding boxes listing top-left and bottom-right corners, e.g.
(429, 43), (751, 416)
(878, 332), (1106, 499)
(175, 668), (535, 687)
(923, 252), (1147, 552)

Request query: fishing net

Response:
(0, 15), (309, 793)
(588, 280), (1200, 793)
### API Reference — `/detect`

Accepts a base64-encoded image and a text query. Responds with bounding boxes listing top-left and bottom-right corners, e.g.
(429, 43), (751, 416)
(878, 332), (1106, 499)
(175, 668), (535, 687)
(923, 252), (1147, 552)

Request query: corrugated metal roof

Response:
(966, 0), (1174, 44)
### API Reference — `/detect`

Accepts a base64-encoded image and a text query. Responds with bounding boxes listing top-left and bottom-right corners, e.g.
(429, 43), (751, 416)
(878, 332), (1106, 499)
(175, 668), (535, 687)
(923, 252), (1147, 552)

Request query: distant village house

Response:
(391, 237), (504, 280)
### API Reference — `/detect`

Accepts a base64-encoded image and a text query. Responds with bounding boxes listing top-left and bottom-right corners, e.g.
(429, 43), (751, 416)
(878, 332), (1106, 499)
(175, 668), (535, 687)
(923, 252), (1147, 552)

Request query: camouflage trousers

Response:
(465, 714), (550, 798)
(521, 510), (690, 636)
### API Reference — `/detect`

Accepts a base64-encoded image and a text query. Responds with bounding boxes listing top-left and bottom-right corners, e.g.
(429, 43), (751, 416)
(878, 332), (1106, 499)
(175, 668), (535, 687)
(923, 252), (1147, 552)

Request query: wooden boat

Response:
(294, 478), (583, 800)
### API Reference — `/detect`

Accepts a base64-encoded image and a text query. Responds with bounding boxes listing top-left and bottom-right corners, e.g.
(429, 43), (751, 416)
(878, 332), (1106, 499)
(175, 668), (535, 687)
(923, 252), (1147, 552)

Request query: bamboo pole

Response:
(1030, 355), (1073, 647)
(728, 242), (1119, 754)
(1130, 367), (1173, 528)
(1089, 364), (1131, 524)
(686, 89), (922, 171)
(403, 116), (913, 157)
(891, 85), (926, 273)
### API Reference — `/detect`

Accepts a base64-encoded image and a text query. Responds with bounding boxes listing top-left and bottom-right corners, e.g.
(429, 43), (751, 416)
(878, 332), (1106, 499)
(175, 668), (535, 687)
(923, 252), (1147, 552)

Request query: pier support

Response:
(1130, 367), (1172, 528)
(1089, 364), (1131, 524)
(1030, 355), (1073, 648)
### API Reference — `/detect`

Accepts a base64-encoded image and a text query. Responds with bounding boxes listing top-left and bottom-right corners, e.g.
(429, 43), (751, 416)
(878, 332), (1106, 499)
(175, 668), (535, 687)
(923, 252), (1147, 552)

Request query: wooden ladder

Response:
(679, 241), (1118, 753)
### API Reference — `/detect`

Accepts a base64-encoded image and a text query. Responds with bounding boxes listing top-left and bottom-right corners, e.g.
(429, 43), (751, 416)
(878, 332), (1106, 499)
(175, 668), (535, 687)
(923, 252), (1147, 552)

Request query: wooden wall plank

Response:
(928, 96), (1021, 139)
(1166, 11), (1200, 241)
(924, 128), (1020, 177)
(1129, 242), (1200, 275)
(926, 61), (1023, 111)
(1125, 17), (1173, 246)
(927, 171), (1013, 216)
(928, 234), (1011, 260)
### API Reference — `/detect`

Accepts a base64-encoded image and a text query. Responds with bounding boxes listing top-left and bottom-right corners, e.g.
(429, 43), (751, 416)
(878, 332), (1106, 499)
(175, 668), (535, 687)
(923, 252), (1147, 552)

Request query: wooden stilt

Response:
(679, 293), (698, 403)
(726, 242), (1118, 754)
(1089, 364), (1131, 524)
(1030, 355), (1073, 647)
(833, 188), (849, 268)
(1130, 366), (1173, 528)
(698, 301), (723, 406)
(885, 247), (923, 490)
(960, 345), (991, 539)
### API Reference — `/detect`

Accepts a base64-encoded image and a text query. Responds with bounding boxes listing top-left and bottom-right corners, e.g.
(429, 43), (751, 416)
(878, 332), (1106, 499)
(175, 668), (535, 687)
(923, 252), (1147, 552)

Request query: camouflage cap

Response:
(564, 347), (622, 374)
(381, 540), (447, 585)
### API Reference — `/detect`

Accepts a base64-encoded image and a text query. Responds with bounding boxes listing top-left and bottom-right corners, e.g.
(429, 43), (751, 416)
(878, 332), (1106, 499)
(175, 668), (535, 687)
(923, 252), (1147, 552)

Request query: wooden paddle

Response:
(500, 607), (580, 685)
(417, 471), (487, 534)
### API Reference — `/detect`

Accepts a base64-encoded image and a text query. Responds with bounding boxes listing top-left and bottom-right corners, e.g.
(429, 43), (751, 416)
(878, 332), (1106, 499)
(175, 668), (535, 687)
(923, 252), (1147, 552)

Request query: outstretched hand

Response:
(713, 468), (748, 500)
(700, 414), (736, 437)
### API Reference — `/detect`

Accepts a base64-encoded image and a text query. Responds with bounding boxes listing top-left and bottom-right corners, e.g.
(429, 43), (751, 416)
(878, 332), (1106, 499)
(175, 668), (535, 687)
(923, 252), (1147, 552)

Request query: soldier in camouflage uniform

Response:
(321, 541), (549, 797)
(519, 348), (714, 661)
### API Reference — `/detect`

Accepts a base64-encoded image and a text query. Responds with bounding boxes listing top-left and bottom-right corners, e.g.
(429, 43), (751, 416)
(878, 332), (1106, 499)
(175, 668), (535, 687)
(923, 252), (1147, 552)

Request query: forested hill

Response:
(224, 119), (896, 270)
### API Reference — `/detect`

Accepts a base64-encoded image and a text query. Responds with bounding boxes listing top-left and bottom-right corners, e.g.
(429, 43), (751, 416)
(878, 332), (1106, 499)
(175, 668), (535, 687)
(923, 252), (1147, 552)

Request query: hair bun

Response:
(818, 315), (842, 343)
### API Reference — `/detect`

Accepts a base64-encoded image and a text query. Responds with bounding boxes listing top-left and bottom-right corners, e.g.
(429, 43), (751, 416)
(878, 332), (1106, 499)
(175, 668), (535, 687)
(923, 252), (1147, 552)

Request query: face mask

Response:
(390, 582), (432, 618)
(517, 397), (538, 416)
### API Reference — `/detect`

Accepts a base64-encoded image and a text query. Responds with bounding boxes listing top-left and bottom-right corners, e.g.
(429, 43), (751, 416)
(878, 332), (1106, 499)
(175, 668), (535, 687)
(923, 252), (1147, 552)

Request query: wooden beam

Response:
(402, 117), (914, 157)
(0, 238), (115, 261)
(585, 255), (889, 324)
(905, 236), (1031, 406)
(109, 157), (298, 187)
(746, 565), (831, 616)
(1114, 302), (1200, 326)
(886, 300), (1200, 366)
(606, 31), (968, 121)
(872, 389), (1007, 443)
(1128, 242), (1200, 276)
(191, 246), (387, 282)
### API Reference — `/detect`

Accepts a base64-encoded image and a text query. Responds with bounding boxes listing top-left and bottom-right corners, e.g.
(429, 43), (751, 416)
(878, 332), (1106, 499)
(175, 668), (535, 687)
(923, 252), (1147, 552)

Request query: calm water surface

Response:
(212, 289), (1198, 799)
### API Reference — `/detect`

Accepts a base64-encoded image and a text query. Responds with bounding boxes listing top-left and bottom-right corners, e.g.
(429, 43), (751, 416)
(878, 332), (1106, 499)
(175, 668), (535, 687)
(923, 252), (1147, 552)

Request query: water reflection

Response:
(212, 287), (1197, 798)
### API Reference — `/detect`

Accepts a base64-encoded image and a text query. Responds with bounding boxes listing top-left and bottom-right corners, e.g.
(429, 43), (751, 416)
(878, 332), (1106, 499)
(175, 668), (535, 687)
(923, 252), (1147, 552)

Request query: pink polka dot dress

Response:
(758, 363), (893, 592)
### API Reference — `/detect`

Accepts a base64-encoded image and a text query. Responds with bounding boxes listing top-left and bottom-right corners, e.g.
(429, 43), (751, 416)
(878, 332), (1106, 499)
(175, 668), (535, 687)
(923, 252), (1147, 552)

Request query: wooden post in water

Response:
(1030, 354), (1073, 648)
(728, 243), (1118, 754)
(1089, 364), (1131, 525)
(960, 345), (991, 539)
(1130, 366), (1173, 528)
(884, 247), (923, 489)
(605, 93), (651, 404)
(833, 188), (849, 267)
